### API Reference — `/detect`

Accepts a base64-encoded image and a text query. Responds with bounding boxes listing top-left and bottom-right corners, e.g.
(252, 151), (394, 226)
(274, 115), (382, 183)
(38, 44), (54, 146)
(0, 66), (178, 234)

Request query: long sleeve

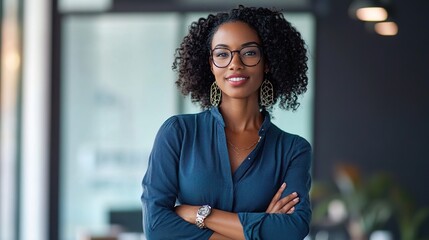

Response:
(141, 117), (213, 240)
(238, 137), (312, 240)
(142, 109), (312, 240)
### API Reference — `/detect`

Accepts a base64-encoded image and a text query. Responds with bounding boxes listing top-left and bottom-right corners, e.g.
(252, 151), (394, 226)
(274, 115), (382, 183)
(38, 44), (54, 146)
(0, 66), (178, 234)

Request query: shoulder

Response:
(268, 123), (312, 151)
(171, 110), (211, 123)
(153, 112), (204, 144)
(158, 110), (211, 131)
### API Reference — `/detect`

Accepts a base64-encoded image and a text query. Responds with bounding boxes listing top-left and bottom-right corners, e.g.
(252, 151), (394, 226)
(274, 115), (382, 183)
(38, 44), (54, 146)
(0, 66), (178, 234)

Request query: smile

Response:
(227, 77), (248, 82)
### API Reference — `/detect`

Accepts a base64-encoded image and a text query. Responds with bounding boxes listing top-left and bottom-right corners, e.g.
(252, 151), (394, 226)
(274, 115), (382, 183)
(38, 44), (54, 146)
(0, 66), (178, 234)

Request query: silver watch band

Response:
(195, 216), (206, 229)
(195, 205), (212, 229)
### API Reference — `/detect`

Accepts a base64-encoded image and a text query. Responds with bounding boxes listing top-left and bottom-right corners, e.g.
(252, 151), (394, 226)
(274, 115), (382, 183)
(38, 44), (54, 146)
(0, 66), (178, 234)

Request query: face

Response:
(210, 21), (267, 105)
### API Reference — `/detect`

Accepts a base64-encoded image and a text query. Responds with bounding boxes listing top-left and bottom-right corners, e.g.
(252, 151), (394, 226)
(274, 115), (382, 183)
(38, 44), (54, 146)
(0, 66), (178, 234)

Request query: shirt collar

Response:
(209, 107), (271, 137)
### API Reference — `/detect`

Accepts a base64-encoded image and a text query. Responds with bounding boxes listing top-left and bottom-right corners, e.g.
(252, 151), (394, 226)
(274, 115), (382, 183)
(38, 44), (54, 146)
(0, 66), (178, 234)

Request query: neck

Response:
(219, 98), (262, 133)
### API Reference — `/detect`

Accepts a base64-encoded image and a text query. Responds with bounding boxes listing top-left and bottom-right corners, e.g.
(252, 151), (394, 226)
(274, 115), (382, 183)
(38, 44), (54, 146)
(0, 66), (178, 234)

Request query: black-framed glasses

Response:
(210, 45), (262, 68)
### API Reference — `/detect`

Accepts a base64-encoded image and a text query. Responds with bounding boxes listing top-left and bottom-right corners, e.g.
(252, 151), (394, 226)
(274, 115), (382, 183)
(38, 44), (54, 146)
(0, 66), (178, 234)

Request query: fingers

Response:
(267, 192), (300, 214)
(266, 183), (301, 214)
(266, 183), (286, 213)
(278, 194), (299, 214)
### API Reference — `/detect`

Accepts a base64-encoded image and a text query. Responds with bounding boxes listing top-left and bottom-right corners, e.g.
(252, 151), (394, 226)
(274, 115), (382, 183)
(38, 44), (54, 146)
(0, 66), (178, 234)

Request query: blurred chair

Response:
(109, 209), (143, 233)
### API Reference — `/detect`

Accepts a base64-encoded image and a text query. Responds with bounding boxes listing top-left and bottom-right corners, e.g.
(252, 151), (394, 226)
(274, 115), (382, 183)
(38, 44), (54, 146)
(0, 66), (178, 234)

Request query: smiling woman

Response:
(57, 4), (313, 239)
(142, 5), (312, 240)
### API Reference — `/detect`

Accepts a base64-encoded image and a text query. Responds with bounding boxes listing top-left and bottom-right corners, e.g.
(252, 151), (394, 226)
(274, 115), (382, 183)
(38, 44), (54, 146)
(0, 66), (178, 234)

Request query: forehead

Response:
(211, 21), (261, 48)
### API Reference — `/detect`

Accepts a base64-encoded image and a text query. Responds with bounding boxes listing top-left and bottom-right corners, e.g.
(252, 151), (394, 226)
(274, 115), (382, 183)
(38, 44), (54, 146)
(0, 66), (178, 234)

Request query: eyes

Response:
(210, 45), (262, 68)
(212, 46), (261, 59)
(214, 51), (229, 58)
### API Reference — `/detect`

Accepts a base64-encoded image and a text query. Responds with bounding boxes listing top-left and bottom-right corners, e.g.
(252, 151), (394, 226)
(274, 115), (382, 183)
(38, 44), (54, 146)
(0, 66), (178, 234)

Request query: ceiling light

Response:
(374, 21), (398, 36)
(349, 0), (390, 21)
(356, 7), (388, 21)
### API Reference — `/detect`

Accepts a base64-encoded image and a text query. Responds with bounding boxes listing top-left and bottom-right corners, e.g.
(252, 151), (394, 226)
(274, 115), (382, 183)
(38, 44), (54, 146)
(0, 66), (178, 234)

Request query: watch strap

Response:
(195, 205), (211, 229)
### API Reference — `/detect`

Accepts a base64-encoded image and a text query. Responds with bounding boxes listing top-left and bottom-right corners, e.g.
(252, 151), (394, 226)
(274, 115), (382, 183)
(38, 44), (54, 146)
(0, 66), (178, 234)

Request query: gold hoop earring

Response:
(260, 79), (274, 107)
(210, 81), (221, 107)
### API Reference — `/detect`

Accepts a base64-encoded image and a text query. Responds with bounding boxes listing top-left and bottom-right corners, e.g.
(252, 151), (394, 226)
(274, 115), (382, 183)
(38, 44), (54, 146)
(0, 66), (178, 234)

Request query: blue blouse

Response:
(141, 107), (312, 240)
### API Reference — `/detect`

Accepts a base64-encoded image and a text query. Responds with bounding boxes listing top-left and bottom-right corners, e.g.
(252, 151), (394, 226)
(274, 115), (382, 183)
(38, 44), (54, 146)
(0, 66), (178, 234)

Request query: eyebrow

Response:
(213, 41), (260, 49)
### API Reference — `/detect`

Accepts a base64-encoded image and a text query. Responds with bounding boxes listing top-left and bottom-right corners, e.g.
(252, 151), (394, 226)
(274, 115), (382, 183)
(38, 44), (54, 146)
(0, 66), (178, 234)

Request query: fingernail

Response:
(293, 192), (298, 196)
(281, 183), (286, 188)
(294, 197), (300, 202)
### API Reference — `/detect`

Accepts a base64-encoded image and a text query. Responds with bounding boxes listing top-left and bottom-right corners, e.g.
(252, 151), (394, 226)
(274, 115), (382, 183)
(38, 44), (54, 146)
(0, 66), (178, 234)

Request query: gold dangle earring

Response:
(260, 78), (274, 107)
(210, 81), (221, 107)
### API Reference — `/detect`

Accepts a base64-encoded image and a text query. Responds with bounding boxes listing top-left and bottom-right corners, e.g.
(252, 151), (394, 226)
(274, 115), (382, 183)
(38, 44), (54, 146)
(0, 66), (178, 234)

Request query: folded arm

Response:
(142, 118), (214, 239)
(175, 183), (300, 240)
(175, 137), (312, 240)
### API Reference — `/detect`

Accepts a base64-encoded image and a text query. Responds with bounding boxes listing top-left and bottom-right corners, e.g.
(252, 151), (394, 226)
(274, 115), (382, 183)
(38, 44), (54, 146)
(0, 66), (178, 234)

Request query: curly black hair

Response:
(172, 5), (308, 111)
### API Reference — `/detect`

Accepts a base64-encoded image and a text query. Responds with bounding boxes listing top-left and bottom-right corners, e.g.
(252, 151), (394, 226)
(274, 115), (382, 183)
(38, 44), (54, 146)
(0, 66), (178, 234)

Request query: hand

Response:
(175, 204), (199, 224)
(265, 183), (299, 214)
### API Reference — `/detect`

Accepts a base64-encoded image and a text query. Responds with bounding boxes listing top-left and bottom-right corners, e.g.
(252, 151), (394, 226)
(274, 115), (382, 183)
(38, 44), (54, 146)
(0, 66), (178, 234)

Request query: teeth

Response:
(228, 77), (247, 82)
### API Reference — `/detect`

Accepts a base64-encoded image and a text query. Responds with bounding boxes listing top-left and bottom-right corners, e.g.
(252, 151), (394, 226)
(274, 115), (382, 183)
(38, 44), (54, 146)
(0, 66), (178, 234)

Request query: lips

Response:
(225, 75), (249, 86)
(228, 77), (248, 82)
(226, 74), (249, 81)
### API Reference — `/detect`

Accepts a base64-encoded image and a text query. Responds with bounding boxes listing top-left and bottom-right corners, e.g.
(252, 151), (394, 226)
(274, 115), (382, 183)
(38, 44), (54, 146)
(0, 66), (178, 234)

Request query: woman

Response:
(142, 5), (311, 240)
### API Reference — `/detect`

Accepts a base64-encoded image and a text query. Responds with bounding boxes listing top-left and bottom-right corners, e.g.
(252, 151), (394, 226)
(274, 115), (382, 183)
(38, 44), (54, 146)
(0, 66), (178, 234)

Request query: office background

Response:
(1, 0), (428, 239)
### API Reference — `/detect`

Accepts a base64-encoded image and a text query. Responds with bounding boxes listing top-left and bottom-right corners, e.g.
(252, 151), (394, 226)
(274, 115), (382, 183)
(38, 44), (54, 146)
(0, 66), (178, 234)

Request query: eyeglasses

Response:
(210, 45), (262, 68)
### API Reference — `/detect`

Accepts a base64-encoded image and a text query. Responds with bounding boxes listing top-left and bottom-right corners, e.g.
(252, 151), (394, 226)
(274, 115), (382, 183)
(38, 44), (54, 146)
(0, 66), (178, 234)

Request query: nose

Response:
(229, 51), (244, 69)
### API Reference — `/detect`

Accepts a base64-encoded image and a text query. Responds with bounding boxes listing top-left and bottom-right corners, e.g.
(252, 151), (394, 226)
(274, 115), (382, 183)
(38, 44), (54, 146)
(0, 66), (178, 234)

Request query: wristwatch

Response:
(195, 205), (212, 229)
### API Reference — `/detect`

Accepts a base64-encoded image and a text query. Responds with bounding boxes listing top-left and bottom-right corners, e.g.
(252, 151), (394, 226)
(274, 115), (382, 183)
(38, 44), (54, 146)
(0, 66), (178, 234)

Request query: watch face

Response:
(198, 205), (211, 216)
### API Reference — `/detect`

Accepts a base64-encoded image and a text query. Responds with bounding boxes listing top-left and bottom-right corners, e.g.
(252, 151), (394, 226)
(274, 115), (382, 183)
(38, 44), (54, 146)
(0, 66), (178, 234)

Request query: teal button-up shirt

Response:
(142, 107), (312, 240)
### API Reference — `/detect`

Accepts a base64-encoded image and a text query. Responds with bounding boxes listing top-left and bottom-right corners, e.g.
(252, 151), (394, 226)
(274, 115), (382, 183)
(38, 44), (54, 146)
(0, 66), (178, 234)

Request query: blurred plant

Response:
(311, 164), (393, 240)
(311, 164), (429, 240)
(391, 185), (429, 240)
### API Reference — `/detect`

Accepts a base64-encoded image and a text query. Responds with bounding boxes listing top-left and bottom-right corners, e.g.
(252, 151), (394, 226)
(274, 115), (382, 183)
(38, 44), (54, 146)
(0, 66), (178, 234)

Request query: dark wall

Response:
(314, 0), (429, 207)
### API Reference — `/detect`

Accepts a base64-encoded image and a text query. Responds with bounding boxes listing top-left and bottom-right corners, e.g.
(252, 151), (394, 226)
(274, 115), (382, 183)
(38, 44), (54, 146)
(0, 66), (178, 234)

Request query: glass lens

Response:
(240, 46), (261, 66)
(212, 48), (231, 68)
(212, 46), (261, 68)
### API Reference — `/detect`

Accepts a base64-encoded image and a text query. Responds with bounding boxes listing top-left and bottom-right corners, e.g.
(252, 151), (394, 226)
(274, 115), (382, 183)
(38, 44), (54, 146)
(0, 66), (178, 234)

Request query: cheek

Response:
(211, 67), (224, 79)
(209, 61), (220, 78)
(255, 66), (266, 80)
(260, 71), (266, 80)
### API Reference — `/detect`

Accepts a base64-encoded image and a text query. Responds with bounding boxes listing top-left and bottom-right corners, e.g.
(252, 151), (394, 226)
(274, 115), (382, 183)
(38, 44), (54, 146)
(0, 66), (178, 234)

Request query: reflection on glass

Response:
(61, 14), (179, 239)
(0, 1), (22, 239)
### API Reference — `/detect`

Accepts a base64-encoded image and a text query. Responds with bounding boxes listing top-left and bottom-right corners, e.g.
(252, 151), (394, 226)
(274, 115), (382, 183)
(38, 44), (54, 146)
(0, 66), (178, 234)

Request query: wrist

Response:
(196, 205), (212, 229)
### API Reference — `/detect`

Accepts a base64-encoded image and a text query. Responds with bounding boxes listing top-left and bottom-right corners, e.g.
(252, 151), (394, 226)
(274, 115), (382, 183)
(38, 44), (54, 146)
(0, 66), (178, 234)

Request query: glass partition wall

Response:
(61, 14), (180, 239)
(59, 7), (315, 240)
(0, 0), (21, 239)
